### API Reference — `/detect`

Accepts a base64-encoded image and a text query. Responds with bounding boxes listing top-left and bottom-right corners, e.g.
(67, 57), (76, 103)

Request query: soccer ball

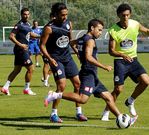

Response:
(116, 114), (131, 128)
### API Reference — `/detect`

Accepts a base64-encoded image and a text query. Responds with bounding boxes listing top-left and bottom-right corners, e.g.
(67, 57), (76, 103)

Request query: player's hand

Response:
(20, 44), (28, 50)
(122, 55), (133, 63)
(105, 65), (113, 72)
(49, 58), (58, 67)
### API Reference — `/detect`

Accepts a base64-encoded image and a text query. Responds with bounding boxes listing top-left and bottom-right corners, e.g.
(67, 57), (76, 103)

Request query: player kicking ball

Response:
(44, 18), (138, 126)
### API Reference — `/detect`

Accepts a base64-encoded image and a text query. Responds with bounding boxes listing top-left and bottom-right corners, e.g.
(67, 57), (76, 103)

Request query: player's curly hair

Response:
(116, 3), (132, 15)
(51, 2), (67, 17)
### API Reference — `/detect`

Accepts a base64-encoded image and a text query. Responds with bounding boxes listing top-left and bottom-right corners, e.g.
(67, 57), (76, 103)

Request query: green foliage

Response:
(0, 0), (149, 29)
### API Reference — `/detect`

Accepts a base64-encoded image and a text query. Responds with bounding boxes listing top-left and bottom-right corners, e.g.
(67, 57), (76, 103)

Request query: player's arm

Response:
(40, 26), (57, 67)
(139, 23), (149, 35)
(30, 32), (40, 38)
(9, 32), (28, 50)
(69, 21), (73, 40)
(70, 40), (79, 56)
(85, 39), (112, 71)
(109, 34), (133, 62)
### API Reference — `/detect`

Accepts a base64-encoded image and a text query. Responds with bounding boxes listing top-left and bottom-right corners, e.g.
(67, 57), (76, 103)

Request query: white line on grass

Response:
(0, 120), (149, 130)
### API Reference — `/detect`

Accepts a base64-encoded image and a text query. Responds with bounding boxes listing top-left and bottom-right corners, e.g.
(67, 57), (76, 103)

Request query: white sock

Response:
(36, 62), (39, 66)
(57, 92), (62, 99)
(24, 82), (30, 90)
(47, 92), (62, 100)
(128, 97), (135, 104)
(51, 109), (57, 116)
(102, 110), (110, 116)
(44, 80), (48, 84)
(3, 80), (11, 89)
(76, 107), (82, 114)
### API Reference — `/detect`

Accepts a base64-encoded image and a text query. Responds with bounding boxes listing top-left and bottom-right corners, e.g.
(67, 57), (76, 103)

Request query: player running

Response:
(101, 3), (149, 121)
(43, 18), (137, 125)
(40, 2), (87, 122)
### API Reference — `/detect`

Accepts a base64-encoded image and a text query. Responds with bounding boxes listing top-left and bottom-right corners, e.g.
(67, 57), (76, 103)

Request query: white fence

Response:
(0, 28), (149, 54)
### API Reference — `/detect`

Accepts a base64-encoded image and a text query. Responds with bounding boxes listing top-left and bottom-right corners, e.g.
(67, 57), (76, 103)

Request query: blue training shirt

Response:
(29, 27), (42, 43)
(11, 20), (32, 50)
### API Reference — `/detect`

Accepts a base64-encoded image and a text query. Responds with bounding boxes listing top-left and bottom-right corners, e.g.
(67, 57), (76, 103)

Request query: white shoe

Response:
(101, 111), (110, 121)
(1, 88), (11, 96)
(130, 115), (138, 126)
(101, 115), (109, 121)
(125, 99), (137, 116)
(23, 88), (36, 96)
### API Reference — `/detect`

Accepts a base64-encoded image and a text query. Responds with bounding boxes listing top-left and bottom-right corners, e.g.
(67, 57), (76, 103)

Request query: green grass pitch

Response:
(0, 53), (149, 135)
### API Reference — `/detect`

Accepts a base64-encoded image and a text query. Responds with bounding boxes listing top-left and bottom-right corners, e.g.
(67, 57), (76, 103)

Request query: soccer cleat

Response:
(1, 88), (11, 96)
(125, 99), (137, 116)
(23, 88), (36, 96)
(50, 114), (63, 123)
(76, 114), (88, 121)
(130, 115), (138, 126)
(44, 91), (58, 107)
(101, 115), (109, 121)
(101, 110), (110, 121)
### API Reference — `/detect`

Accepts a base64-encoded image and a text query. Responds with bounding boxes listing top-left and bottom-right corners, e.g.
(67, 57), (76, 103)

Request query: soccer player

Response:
(29, 20), (42, 67)
(40, 2), (87, 122)
(101, 3), (149, 121)
(1, 8), (40, 96)
(43, 18), (137, 125)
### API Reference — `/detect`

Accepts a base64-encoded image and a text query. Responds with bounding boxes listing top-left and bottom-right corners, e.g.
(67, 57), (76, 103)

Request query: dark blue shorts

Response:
(14, 49), (33, 66)
(79, 70), (107, 98)
(50, 58), (79, 81)
(42, 55), (49, 64)
(29, 42), (40, 55)
(114, 58), (146, 85)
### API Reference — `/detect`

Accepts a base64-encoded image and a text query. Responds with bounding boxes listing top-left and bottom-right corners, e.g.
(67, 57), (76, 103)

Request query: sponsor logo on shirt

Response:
(120, 39), (133, 49)
(56, 35), (69, 48)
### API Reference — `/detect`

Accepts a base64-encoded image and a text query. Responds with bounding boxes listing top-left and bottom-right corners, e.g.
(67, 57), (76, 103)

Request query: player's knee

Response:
(57, 85), (66, 92)
(139, 74), (149, 87)
(79, 99), (87, 104)
(103, 92), (114, 103)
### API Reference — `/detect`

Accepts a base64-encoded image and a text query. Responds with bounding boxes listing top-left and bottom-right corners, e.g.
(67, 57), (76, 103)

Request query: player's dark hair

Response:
(116, 3), (131, 15)
(33, 20), (38, 23)
(88, 19), (104, 31)
(21, 8), (29, 15)
(51, 2), (67, 16)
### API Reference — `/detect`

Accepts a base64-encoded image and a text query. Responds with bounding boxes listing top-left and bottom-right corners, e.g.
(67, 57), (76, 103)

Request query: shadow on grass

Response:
(0, 116), (61, 130)
(0, 116), (117, 130)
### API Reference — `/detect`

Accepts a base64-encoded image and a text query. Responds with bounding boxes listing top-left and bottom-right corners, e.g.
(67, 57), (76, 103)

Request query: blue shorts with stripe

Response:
(79, 69), (108, 98)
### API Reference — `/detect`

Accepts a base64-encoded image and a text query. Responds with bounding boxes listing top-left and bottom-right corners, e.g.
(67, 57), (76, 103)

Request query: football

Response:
(116, 114), (131, 128)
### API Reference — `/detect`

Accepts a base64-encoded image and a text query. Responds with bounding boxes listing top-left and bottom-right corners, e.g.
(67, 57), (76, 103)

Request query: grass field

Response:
(0, 53), (149, 135)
